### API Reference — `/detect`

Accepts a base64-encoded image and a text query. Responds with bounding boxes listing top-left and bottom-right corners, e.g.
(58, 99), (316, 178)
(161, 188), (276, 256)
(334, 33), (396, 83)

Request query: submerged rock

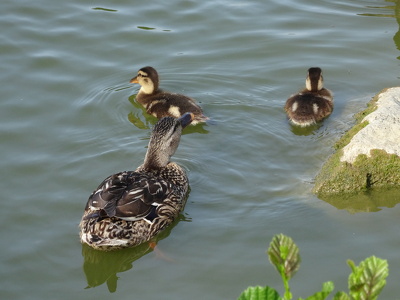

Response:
(313, 87), (400, 197)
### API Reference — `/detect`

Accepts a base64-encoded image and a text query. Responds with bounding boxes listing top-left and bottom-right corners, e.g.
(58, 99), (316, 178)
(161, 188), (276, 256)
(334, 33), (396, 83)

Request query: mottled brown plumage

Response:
(285, 67), (333, 127)
(130, 66), (208, 125)
(79, 113), (193, 250)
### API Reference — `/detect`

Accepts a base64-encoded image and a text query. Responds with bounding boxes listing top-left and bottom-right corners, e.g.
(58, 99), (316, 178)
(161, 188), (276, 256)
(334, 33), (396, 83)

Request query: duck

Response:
(129, 66), (208, 125)
(79, 113), (194, 250)
(285, 67), (333, 127)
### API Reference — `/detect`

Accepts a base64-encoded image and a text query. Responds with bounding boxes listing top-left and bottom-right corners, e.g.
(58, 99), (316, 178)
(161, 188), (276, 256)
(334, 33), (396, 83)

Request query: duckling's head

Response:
(130, 66), (159, 94)
(305, 67), (324, 92)
(143, 112), (194, 170)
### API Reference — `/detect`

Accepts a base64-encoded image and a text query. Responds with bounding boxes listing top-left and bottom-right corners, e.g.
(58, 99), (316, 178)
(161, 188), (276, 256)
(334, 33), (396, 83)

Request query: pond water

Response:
(1, 0), (400, 299)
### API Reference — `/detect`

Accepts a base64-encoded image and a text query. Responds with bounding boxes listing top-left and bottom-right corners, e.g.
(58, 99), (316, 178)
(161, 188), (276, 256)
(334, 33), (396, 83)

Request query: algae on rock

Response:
(313, 88), (400, 198)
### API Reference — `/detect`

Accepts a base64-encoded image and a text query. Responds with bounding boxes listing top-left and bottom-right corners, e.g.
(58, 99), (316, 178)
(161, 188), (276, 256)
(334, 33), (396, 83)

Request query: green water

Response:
(2, 0), (400, 299)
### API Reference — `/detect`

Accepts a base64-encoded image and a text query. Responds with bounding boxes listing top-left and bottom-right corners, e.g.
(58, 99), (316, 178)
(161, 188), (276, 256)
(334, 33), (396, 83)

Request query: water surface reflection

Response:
(319, 187), (400, 213)
(82, 217), (183, 292)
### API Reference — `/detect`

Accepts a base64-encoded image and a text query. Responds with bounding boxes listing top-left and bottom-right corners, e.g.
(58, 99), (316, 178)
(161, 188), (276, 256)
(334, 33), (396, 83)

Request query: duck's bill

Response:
(179, 113), (195, 128)
(129, 76), (139, 83)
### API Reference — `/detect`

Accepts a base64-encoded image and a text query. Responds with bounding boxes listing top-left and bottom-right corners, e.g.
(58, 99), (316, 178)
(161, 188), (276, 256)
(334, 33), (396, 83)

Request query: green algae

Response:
(313, 149), (400, 196)
(313, 89), (400, 198)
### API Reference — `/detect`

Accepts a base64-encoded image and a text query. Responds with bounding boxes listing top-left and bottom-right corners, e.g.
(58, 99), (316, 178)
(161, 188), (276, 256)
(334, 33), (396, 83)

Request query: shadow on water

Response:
(289, 122), (323, 136)
(392, 0), (400, 59)
(137, 26), (171, 32)
(127, 94), (210, 134)
(92, 7), (118, 13)
(81, 215), (188, 293)
(127, 96), (157, 130)
(82, 243), (153, 293)
(319, 187), (400, 213)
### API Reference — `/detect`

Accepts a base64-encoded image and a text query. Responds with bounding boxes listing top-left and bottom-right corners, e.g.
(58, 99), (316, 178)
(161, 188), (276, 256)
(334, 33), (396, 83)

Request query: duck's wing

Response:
(84, 171), (170, 221)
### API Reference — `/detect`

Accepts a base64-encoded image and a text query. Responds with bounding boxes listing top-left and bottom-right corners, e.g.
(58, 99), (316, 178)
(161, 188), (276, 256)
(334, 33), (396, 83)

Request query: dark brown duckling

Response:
(285, 67), (333, 127)
(130, 66), (208, 125)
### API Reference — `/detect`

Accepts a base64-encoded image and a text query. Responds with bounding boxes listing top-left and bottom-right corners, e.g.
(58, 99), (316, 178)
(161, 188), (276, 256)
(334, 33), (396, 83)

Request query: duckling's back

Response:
(285, 90), (333, 127)
(140, 91), (207, 124)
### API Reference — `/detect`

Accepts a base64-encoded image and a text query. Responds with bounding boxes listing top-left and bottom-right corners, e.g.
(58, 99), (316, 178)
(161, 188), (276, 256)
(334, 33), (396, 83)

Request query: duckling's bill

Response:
(130, 76), (138, 84)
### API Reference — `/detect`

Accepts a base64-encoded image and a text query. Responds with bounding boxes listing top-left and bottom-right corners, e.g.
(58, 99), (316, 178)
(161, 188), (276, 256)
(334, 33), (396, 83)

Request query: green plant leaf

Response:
(237, 286), (282, 300)
(348, 256), (389, 300)
(301, 281), (334, 300)
(267, 234), (301, 280)
(332, 291), (350, 300)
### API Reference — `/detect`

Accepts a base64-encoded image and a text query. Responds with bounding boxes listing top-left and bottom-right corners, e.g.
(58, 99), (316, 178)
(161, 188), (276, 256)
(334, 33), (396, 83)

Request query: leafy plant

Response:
(268, 234), (300, 299)
(347, 256), (388, 300)
(238, 234), (388, 300)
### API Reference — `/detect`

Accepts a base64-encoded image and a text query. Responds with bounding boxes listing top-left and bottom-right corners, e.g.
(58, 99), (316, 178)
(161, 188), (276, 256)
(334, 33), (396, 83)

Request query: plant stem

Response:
(280, 268), (292, 300)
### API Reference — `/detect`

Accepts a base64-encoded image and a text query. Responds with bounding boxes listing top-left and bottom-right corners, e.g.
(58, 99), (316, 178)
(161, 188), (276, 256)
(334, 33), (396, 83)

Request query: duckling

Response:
(285, 67), (333, 127)
(79, 113), (194, 250)
(130, 66), (208, 125)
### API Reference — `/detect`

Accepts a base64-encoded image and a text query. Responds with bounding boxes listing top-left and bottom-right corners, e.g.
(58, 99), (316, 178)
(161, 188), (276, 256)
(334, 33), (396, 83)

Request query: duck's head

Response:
(130, 66), (159, 94)
(305, 67), (324, 92)
(143, 112), (194, 170)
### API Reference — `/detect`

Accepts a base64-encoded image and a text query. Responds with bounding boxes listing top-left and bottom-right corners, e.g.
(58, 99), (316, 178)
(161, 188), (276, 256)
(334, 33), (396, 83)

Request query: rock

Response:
(340, 88), (400, 163)
(313, 87), (400, 197)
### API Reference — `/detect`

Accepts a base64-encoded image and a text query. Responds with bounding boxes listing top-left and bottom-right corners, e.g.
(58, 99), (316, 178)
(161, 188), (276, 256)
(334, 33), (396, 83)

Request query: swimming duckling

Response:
(130, 66), (208, 125)
(285, 67), (333, 127)
(79, 113), (194, 250)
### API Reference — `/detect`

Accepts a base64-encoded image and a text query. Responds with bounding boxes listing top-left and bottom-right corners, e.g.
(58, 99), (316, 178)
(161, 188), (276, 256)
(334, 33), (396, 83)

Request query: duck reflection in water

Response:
(81, 217), (183, 292)
(127, 96), (210, 134)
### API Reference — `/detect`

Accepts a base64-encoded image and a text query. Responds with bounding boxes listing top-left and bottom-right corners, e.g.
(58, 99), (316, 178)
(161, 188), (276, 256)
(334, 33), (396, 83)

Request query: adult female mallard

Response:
(129, 66), (208, 125)
(285, 67), (333, 127)
(79, 113), (194, 250)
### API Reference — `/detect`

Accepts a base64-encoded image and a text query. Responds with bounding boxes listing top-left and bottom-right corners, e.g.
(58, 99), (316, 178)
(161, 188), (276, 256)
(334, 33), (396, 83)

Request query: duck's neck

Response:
(305, 77), (323, 92)
(139, 82), (155, 95)
(143, 145), (170, 171)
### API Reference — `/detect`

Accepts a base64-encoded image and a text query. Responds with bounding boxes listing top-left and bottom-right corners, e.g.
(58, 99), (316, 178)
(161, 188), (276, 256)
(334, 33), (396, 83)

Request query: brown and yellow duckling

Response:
(285, 67), (333, 127)
(130, 66), (208, 125)
(79, 113), (194, 250)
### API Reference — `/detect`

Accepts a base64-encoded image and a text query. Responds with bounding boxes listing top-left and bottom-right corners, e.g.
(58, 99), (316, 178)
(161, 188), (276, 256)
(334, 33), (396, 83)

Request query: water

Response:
(1, 0), (400, 299)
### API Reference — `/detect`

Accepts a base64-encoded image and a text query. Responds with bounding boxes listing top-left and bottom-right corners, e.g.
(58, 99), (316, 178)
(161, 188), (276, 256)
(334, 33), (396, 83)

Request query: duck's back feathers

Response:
(83, 171), (171, 222)
(137, 91), (207, 124)
(80, 164), (189, 250)
(285, 90), (333, 127)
